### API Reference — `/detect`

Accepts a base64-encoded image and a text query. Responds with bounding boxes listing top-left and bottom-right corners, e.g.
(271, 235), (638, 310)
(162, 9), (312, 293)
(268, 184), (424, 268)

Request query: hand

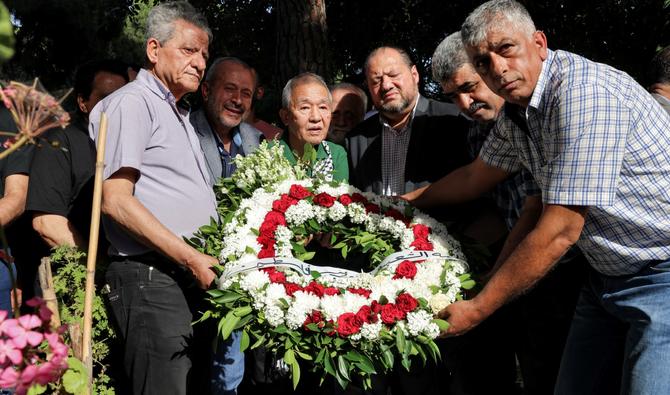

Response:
(314, 232), (333, 248)
(437, 299), (488, 337)
(188, 253), (218, 289)
(398, 185), (427, 203)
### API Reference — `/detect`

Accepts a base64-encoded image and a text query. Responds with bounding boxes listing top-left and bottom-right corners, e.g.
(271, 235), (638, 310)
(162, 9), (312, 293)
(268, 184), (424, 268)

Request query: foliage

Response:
(0, 1), (14, 62)
(49, 246), (117, 394)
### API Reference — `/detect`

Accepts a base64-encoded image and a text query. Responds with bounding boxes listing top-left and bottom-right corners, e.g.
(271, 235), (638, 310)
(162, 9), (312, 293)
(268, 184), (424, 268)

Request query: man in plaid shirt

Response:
(411, 1), (670, 393)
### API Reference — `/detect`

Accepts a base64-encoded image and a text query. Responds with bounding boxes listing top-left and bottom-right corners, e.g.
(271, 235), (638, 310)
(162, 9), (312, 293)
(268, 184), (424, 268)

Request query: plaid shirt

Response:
(481, 49), (670, 276)
(380, 97), (419, 196)
(468, 121), (540, 230)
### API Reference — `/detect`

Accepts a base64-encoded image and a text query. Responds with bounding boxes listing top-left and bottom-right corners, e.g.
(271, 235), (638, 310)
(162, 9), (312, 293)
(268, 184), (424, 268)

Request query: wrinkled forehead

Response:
(292, 81), (331, 103)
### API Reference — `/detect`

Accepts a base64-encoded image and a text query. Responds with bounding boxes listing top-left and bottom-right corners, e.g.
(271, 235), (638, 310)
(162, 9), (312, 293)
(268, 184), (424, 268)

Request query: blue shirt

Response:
(481, 49), (670, 276)
(89, 69), (218, 256)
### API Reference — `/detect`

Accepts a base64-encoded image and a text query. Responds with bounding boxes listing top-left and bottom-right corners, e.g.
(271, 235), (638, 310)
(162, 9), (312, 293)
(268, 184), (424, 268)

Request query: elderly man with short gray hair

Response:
(89, 2), (217, 393)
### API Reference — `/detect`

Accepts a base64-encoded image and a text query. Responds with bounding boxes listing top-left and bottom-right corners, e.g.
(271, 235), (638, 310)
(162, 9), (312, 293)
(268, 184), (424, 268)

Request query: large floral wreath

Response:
(192, 143), (474, 389)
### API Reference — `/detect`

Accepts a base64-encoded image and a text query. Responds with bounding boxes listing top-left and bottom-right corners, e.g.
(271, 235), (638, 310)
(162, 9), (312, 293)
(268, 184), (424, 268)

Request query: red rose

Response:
(304, 281), (325, 297)
(284, 282), (302, 296)
(347, 287), (372, 298)
(289, 184), (312, 200)
(384, 208), (407, 223)
(355, 305), (377, 324)
(410, 238), (434, 251)
(371, 300), (383, 314)
(258, 246), (275, 258)
(323, 287), (340, 296)
(257, 233), (275, 248)
(262, 267), (286, 284)
(272, 194), (298, 213)
(380, 304), (404, 324)
(351, 193), (368, 203)
(395, 293), (418, 313)
(336, 312), (363, 337)
(313, 192), (336, 208)
(364, 203), (380, 214)
(303, 310), (325, 330)
(339, 194), (353, 206)
(259, 211), (287, 234)
(412, 224), (430, 239)
(393, 260), (417, 279)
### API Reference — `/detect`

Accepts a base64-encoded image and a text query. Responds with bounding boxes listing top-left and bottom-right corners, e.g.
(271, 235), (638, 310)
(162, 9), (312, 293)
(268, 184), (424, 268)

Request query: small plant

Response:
(49, 246), (117, 394)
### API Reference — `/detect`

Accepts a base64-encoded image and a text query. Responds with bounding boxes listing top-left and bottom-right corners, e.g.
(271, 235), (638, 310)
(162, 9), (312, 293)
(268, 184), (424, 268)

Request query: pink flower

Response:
(4, 315), (44, 349)
(25, 297), (52, 323)
(0, 366), (18, 389)
(0, 339), (23, 365)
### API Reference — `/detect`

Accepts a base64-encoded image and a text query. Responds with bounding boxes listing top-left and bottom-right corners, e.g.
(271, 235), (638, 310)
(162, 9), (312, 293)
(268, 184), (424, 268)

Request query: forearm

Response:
(0, 195), (25, 227)
(409, 157), (510, 209)
(473, 205), (586, 317)
(32, 214), (85, 248)
(491, 195), (543, 272)
(102, 192), (203, 267)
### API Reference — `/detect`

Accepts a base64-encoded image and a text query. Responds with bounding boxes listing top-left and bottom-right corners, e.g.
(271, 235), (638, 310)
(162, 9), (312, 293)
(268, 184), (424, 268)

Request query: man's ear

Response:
(410, 65), (420, 85)
(77, 95), (88, 114)
(533, 31), (548, 61)
(201, 81), (210, 102)
(279, 108), (289, 126)
(146, 38), (160, 65)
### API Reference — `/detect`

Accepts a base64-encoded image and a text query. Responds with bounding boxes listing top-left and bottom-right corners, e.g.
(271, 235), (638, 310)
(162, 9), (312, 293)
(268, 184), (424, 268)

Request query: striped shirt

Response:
(380, 97), (419, 196)
(481, 49), (670, 276)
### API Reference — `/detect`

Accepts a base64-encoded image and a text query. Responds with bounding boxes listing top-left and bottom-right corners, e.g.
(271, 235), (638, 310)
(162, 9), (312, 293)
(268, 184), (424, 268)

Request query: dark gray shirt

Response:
(89, 69), (218, 256)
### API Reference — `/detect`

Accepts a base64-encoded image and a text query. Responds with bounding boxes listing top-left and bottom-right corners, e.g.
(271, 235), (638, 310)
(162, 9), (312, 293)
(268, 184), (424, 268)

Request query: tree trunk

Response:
(275, 0), (330, 87)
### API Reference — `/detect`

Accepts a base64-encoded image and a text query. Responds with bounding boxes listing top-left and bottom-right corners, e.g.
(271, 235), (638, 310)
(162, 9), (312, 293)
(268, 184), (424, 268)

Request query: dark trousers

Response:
(105, 255), (213, 395)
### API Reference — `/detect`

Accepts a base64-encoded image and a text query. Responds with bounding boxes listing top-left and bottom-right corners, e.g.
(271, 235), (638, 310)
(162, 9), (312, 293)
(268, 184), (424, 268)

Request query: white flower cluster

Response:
(232, 142), (296, 190)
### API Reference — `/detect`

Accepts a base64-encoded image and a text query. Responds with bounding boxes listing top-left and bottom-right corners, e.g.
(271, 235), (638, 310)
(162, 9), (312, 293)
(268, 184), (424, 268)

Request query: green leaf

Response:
(337, 355), (351, 382)
(213, 292), (243, 304)
(432, 319), (450, 332)
(219, 311), (241, 339)
(0, 3), (15, 62)
(62, 357), (89, 395)
(344, 350), (363, 362)
(296, 350), (313, 361)
(298, 251), (316, 261)
(284, 349), (296, 364)
(324, 351), (337, 377)
(460, 279), (476, 290)
(355, 354), (377, 374)
(233, 305), (252, 316)
(291, 357), (301, 389)
(27, 384), (47, 395)
(396, 328), (406, 353)
(240, 330), (250, 352)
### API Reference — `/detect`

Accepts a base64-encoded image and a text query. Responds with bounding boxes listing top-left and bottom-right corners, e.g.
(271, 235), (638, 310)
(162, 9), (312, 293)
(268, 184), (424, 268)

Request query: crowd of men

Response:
(1, 0), (670, 394)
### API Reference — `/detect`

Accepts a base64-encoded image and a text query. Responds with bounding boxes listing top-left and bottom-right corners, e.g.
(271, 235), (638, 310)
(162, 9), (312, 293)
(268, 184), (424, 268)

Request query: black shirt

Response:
(26, 112), (102, 247)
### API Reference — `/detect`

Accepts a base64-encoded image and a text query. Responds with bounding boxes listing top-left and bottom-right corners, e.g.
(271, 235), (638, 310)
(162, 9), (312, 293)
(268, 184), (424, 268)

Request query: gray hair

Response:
(204, 57), (257, 87)
(146, 1), (212, 44)
(363, 46), (414, 76)
(431, 32), (471, 83)
(330, 82), (368, 114)
(281, 72), (332, 108)
(650, 46), (670, 85)
(461, 0), (536, 48)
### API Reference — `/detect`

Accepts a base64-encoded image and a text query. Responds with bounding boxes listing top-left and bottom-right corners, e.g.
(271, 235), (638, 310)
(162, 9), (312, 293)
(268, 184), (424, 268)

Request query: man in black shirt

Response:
(27, 59), (127, 249)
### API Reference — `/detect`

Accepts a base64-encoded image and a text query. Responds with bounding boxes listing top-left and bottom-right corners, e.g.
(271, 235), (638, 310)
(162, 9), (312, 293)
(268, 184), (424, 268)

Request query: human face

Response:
(280, 82), (331, 154)
(366, 48), (419, 119)
(465, 22), (547, 107)
(328, 88), (365, 144)
(202, 62), (255, 132)
(78, 71), (127, 115)
(442, 65), (504, 123)
(147, 19), (209, 100)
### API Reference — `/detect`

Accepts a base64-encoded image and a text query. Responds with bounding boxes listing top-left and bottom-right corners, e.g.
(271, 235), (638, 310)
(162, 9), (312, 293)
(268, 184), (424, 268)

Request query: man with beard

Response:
(346, 47), (474, 222)
(346, 45), (493, 395)
(327, 82), (367, 145)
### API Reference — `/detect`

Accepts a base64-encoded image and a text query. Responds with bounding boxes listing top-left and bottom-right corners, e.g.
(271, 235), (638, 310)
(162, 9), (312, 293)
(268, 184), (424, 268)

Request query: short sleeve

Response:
(541, 83), (630, 206)
(479, 119), (522, 173)
(25, 129), (73, 216)
(89, 93), (152, 180)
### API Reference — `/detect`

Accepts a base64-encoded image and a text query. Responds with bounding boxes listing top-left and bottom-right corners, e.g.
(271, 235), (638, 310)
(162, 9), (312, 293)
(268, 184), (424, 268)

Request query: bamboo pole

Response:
(37, 257), (61, 330)
(81, 112), (108, 394)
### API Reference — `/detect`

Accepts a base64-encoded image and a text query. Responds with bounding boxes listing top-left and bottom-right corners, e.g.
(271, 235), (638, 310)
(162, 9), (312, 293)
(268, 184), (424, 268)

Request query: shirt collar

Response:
(528, 48), (554, 111)
(379, 94), (420, 134)
(136, 69), (178, 106)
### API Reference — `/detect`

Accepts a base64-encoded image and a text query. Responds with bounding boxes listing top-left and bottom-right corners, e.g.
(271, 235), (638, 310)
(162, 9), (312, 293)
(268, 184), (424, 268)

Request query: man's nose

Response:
(454, 94), (472, 113)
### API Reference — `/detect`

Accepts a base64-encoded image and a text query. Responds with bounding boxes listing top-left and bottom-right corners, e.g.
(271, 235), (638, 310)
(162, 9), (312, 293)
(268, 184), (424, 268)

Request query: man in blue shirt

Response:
(415, 1), (670, 393)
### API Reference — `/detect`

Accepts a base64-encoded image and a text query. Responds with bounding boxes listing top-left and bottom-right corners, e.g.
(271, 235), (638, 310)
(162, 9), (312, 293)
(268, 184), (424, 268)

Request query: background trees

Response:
(2, 0), (668, 99)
